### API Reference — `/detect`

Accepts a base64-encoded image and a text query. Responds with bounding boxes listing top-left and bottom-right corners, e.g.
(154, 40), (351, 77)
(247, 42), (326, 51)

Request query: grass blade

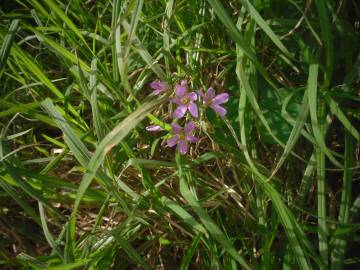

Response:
(68, 98), (164, 243)
(111, 234), (152, 270)
(0, 19), (20, 75)
(240, 0), (294, 60)
(325, 95), (359, 141)
(33, 30), (90, 72)
(89, 58), (106, 140)
(307, 64), (343, 168)
(206, 0), (276, 88)
(0, 175), (41, 226)
(180, 233), (202, 270)
(331, 131), (354, 269)
(38, 202), (64, 260)
(314, 0), (333, 85)
(238, 60), (313, 270)
(315, 100), (328, 268)
(270, 89), (309, 178)
(176, 156), (252, 270)
(42, 0), (88, 46)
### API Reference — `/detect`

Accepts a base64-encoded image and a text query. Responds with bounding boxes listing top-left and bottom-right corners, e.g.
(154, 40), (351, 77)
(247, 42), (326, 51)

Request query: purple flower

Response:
(146, 125), (164, 132)
(199, 87), (229, 117)
(172, 80), (198, 118)
(150, 81), (168, 95)
(167, 121), (199, 155)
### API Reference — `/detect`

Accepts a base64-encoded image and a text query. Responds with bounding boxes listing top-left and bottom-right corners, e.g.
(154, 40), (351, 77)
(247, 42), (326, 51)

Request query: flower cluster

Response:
(148, 79), (229, 155)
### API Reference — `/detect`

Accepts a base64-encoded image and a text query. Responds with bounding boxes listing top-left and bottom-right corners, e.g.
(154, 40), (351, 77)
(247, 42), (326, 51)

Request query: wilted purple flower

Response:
(150, 81), (168, 95)
(167, 121), (199, 155)
(146, 125), (164, 132)
(199, 87), (229, 117)
(172, 80), (198, 118)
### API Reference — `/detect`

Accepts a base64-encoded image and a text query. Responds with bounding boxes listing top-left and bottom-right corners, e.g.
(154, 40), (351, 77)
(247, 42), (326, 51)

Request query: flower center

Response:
(181, 97), (190, 104)
(178, 132), (186, 140)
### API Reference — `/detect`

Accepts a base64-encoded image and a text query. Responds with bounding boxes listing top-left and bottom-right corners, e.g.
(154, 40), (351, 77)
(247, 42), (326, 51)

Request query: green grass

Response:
(0, 0), (359, 269)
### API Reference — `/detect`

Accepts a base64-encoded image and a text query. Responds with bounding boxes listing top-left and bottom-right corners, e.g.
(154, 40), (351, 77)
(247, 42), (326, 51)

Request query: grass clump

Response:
(0, 0), (359, 269)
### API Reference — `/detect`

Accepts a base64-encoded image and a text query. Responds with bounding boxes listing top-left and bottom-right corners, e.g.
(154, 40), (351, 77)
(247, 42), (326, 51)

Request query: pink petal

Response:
(151, 89), (162, 95)
(150, 81), (168, 91)
(197, 90), (205, 99)
(180, 80), (187, 87)
(207, 87), (216, 99)
(150, 81), (160, 89)
(167, 135), (179, 147)
(171, 123), (182, 134)
(184, 121), (195, 133)
(188, 92), (197, 101)
(212, 93), (229, 105)
(172, 97), (183, 105)
(210, 104), (227, 116)
(158, 81), (168, 90)
(178, 140), (188, 155)
(186, 135), (199, 143)
(188, 102), (198, 118)
(146, 125), (163, 132)
(173, 105), (187, 119)
(175, 85), (187, 97)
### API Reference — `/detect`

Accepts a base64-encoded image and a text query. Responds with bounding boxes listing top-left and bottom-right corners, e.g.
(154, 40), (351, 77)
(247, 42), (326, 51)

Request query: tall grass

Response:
(0, 0), (359, 269)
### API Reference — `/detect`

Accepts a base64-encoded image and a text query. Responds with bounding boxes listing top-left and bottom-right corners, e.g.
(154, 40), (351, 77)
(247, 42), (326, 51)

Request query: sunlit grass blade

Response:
(33, 30), (90, 72)
(41, 0), (88, 47)
(8, 42), (64, 98)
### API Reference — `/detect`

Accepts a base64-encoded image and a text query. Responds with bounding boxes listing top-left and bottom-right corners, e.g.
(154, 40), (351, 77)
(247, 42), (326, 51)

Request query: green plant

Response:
(0, 0), (359, 269)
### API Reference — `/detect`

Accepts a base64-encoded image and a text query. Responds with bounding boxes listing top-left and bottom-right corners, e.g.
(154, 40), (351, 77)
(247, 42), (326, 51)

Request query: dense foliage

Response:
(0, 0), (359, 269)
